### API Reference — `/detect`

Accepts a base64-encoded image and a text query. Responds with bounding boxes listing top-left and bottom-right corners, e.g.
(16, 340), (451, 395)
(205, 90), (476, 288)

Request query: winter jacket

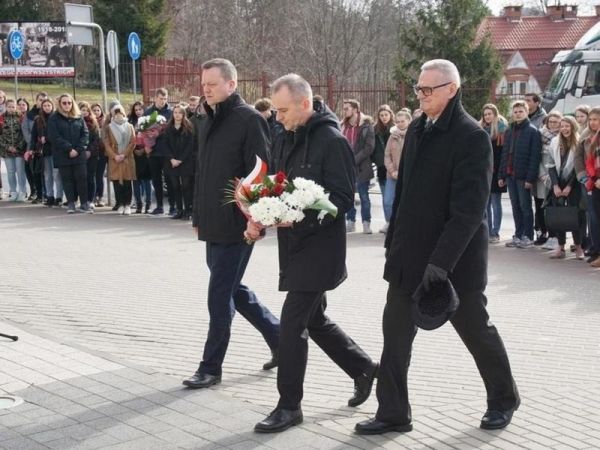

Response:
(102, 123), (136, 182)
(498, 119), (541, 184)
(271, 103), (355, 292)
(574, 130), (600, 192)
(528, 106), (547, 130)
(163, 125), (195, 177)
(0, 112), (27, 158)
(31, 114), (52, 156)
(483, 122), (507, 194)
(341, 114), (375, 183)
(192, 92), (270, 243)
(535, 126), (558, 199)
(384, 126), (406, 179)
(47, 111), (89, 167)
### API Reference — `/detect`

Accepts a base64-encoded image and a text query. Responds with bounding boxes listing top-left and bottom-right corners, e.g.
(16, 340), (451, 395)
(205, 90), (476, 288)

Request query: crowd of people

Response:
(1, 87), (600, 269)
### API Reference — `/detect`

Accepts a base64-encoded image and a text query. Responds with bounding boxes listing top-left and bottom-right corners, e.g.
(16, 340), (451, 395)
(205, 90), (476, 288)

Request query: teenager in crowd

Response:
(18, 98), (43, 202)
(480, 104), (508, 243)
(373, 104), (395, 233)
(129, 101), (152, 213)
(79, 102), (101, 211)
(91, 103), (107, 207)
(164, 104), (195, 220)
(575, 105), (591, 132)
(0, 99), (28, 202)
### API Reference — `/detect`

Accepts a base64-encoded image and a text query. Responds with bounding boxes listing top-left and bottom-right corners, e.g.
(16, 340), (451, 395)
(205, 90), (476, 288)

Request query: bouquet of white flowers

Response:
(135, 111), (167, 148)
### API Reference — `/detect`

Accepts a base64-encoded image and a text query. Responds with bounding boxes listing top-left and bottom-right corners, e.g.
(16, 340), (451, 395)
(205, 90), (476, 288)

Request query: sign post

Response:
(127, 32), (141, 100)
(8, 30), (25, 98)
(106, 30), (120, 101)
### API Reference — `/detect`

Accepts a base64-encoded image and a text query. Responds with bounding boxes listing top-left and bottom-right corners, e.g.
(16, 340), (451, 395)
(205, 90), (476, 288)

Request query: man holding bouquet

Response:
(185, 59), (280, 389)
(246, 74), (378, 434)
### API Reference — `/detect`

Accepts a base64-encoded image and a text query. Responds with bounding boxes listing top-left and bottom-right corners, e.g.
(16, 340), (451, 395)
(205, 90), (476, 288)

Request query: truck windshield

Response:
(546, 64), (573, 95)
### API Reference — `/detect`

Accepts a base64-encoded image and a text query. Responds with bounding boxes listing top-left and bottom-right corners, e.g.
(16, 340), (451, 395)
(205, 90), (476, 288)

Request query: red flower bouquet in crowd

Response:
(135, 111), (167, 148)
(225, 156), (337, 227)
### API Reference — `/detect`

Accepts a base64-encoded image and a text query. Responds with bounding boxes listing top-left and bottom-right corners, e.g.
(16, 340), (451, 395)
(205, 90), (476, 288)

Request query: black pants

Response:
(25, 161), (36, 196)
(169, 174), (194, 212)
(149, 156), (173, 209)
(95, 155), (107, 199)
(277, 291), (372, 410)
(376, 284), (519, 425)
(113, 180), (132, 206)
(534, 197), (553, 237)
(59, 164), (87, 205)
(86, 156), (98, 203)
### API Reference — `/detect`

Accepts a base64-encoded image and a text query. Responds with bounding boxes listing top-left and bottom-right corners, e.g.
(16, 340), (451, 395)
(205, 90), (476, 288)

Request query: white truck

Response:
(542, 22), (600, 115)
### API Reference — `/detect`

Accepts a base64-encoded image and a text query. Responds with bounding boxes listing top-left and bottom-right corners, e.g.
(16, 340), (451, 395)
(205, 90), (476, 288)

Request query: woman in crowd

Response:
(47, 93), (89, 214)
(546, 116), (585, 260)
(373, 104), (395, 232)
(17, 98), (43, 202)
(103, 103), (136, 215)
(32, 98), (62, 207)
(575, 107), (600, 268)
(129, 101), (152, 213)
(0, 90), (6, 114)
(382, 110), (411, 233)
(163, 104), (194, 220)
(91, 103), (107, 207)
(0, 99), (28, 202)
(575, 105), (590, 132)
(535, 111), (562, 249)
(480, 103), (508, 243)
(79, 101), (101, 211)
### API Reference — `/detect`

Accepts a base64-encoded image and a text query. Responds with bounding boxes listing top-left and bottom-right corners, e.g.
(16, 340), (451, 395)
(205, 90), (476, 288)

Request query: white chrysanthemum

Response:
(249, 197), (286, 226)
(156, 115), (167, 124)
(281, 207), (305, 223)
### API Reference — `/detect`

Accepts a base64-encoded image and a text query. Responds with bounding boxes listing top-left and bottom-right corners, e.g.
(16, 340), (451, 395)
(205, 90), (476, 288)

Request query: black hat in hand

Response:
(411, 274), (460, 331)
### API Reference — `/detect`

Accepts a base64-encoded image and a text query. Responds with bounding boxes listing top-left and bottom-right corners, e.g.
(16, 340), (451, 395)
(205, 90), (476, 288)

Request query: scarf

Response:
(109, 116), (131, 154)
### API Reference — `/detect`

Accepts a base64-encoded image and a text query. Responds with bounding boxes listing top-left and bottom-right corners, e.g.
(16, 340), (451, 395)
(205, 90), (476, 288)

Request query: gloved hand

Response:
(422, 263), (448, 291)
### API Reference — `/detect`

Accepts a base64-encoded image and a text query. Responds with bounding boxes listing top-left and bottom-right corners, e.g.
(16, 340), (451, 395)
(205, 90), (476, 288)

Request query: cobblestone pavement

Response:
(1, 197), (600, 449)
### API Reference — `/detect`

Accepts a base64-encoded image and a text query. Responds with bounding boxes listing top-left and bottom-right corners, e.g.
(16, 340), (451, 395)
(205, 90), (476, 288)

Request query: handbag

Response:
(545, 196), (579, 232)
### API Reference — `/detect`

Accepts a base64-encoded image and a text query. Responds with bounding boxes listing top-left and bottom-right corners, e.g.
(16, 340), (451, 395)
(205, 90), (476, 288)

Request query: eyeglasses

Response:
(413, 81), (453, 97)
(61, 101), (72, 105)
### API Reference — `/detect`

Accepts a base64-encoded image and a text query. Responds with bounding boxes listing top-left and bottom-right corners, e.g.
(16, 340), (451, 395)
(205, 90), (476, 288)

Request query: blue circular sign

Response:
(8, 30), (25, 60)
(127, 32), (141, 60)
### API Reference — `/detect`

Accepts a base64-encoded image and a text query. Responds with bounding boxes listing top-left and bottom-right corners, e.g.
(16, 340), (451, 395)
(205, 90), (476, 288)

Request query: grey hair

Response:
(201, 58), (238, 82)
(420, 59), (461, 87)
(271, 74), (313, 102)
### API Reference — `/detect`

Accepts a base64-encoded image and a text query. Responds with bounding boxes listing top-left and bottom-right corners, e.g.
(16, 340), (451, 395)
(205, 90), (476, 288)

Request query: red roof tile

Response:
(478, 16), (600, 50)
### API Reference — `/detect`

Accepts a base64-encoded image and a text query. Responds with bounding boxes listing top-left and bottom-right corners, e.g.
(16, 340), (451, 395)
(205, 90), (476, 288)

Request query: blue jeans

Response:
(346, 180), (371, 223)
(43, 156), (63, 199)
(3, 157), (27, 195)
(199, 241), (280, 376)
(506, 177), (534, 240)
(383, 177), (397, 223)
(133, 179), (152, 205)
(487, 192), (503, 237)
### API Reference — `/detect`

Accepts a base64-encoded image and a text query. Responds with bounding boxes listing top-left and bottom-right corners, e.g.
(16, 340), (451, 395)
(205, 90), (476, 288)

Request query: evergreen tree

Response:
(396, 0), (502, 115)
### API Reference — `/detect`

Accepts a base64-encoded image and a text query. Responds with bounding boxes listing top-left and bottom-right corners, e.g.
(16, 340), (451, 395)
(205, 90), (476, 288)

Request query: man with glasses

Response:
(355, 59), (519, 435)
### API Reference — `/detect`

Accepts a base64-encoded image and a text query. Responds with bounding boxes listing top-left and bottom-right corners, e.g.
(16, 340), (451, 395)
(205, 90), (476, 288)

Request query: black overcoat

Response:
(271, 105), (355, 292)
(163, 125), (195, 177)
(384, 91), (492, 294)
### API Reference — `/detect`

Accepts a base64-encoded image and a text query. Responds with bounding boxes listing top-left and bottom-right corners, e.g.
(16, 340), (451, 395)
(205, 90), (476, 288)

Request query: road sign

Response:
(8, 30), (24, 60)
(65, 3), (94, 46)
(106, 30), (119, 69)
(128, 32), (141, 60)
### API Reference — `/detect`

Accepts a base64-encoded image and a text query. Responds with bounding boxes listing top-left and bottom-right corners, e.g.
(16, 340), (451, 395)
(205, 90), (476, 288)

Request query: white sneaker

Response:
(123, 206), (132, 215)
(346, 221), (356, 233)
(117, 206), (125, 215)
(517, 237), (534, 248)
(542, 237), (559, 250)
(379, 222), (389, 234)
(362, 221), (372, 234)
(9, 192), (17, 202)
(16, 192), (27, 202)
(505, 236), (521, 247)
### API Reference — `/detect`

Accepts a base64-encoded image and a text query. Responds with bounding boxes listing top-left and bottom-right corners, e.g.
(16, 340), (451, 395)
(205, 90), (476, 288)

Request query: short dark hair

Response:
(524, 93), (541, 103)
(254, 98), (272, 112)
(36, 91), (48, 100)
(343, 99), (360, 111)
(155, 87), (168, 97)
(202, 58), (238, 82)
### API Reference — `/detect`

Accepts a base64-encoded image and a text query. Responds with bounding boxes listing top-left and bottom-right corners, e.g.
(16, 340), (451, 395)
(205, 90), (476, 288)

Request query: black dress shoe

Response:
(262, 351), (278, 370)
(182, 372), (221, 389)
(354, 418), (413, 435)
(348, 362), (378, 407)
(254, 408), (303, 433)
(480, 401), (520, 430)
(171, 211), (183, 220)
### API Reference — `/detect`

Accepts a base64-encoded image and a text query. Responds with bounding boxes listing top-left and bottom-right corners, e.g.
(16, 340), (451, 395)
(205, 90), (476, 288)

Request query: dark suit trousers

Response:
(277, 291), (373, 410)
(376, 283), (519, 425)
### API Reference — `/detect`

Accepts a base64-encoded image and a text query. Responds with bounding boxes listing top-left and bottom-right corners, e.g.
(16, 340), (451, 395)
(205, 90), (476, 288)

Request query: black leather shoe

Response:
(480, 400), (520, 430)
(262, 351), (278, 370)
(182, 372), (221, 389)
(254, 408), (303, 433)
(348, 362), (378, 407)
(355, 418), (412, 435)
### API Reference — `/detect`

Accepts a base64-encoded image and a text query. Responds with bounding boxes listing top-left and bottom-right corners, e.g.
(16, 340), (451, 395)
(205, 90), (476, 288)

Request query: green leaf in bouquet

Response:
(308, 195), (338, 221)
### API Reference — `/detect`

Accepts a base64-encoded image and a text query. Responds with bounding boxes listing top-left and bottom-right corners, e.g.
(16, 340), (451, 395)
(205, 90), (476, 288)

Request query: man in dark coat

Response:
(246, 74), (377, 434)
(355, 60), (520, 435)
(184, 58), (280, 389)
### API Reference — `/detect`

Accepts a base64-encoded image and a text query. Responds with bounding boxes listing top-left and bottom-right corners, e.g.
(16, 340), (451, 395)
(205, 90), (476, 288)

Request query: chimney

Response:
(503, 5), (522, 22)
(547, 5), (564, 21)
(563, 5), (577, 20)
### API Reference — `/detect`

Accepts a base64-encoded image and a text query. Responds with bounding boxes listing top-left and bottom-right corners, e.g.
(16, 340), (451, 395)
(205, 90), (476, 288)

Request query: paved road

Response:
(1, 197), (599, 449)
